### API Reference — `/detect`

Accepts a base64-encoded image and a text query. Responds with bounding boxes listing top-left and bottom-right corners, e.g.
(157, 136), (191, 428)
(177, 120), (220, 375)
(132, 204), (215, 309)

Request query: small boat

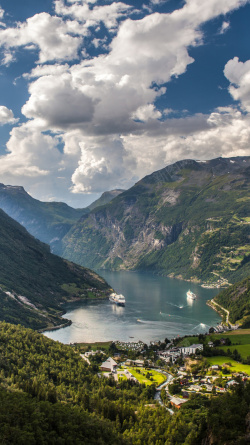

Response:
(187, 290), (196, 300)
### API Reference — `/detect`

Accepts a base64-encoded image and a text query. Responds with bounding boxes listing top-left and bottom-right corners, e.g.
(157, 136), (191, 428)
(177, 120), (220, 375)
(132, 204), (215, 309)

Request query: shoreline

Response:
(41, 295), (110, 334)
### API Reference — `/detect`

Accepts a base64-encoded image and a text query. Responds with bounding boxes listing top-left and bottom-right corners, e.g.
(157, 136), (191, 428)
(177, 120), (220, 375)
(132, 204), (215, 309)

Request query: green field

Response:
(177, 336), (199, 347)
(74, 341), (112, 352)
(127, 368), (166, 386)
(206, 356), (250, 374)
(209, 330), (250, 345)
(219, 344), (250, 359)
(208, 330), (250, 359)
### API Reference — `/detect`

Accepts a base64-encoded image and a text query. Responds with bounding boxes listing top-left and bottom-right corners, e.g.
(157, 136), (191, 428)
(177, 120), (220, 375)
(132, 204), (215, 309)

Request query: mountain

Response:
(0, 183), (87, 251)
(214, 276), (250, 327)
(87, 189), (125, 211)
(0, 209), (111, 330)
(61, 156), (250, 285)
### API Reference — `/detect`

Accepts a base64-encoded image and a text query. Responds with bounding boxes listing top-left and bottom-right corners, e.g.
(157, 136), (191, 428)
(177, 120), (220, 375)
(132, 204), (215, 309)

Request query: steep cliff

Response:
(62, 157), (250, 284)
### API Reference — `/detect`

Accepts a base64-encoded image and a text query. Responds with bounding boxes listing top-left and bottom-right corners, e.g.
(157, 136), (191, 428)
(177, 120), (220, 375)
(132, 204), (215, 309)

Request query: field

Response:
(177, 336), (199, 347)
(208, 330), (250, 359)
(209, 330), (250, 344)
(74, 341), (112, 352)
(206, 356), (250, 375)
(127, 368), (166, 386)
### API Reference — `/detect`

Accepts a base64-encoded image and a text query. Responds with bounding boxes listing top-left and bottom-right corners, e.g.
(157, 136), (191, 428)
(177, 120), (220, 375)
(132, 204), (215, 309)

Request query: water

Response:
(44, 270), (221, 344)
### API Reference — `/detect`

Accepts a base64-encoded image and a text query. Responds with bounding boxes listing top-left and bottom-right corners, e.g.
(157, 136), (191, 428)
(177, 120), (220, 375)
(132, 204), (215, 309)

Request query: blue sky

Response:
(0, 0), (250, 207)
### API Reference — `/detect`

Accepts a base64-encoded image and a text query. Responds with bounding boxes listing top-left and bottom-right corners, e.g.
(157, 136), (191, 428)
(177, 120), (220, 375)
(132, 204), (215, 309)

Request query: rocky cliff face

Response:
(62, 156), (250, 284)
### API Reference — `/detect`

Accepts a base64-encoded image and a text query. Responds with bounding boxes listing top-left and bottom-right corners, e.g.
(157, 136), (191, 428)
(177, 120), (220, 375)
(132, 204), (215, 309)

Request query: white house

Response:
(180, 344), (203, 355)
(100, 357), (118, 372)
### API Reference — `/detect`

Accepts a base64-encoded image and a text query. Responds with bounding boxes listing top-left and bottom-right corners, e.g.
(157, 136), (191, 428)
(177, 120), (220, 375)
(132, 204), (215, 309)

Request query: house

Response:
(180, 344), (203, 355)
(134, 360), (144, 367)
(208, 341), (214, 347)
(170, 397), (188, 409)
(100, 357), (118, 372)
(210, 365), (219, 370)
(227, 380), (238, 387)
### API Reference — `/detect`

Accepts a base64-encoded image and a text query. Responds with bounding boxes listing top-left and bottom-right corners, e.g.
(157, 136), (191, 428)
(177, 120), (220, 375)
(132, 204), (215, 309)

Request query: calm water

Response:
(44, 270), (221, 344)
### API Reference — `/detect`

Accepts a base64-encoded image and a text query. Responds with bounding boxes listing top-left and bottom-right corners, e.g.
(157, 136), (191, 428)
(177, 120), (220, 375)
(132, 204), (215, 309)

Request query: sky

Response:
(0, 0), (250, 207)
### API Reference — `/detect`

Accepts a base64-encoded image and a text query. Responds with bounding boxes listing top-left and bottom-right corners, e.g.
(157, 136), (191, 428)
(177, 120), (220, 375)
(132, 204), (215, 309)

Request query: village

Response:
(76, 329), (250, 411)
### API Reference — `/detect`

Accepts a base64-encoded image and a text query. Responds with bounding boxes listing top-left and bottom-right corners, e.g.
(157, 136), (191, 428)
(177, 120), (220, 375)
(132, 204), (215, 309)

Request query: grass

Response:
(74, 341), (112, 352)
(209, 331), (250, 345)
(127, 368), (166, 386)
(219, 344), (250, 360)
(206, 356), (250, 375)
(177, 337), (199, 347)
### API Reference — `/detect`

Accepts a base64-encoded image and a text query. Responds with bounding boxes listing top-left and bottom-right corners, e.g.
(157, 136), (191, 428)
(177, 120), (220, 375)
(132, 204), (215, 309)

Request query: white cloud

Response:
(0, 12), (84, 63)
(22, 73), (95, 129)
(132, 104), (162, 121)
(0, 7), (4, 19)
(0, 106), (18, 125)
(54, 0), (133, 30)
(219, 21), (230, 34)
(1, 0), (250, 204)
(224, 57), (250, 111)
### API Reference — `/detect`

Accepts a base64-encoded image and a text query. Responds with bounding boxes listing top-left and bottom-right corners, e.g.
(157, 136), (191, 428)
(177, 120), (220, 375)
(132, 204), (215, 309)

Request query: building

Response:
(180, 344), (203, 355)
(100, 357), (118, 372)
(170, 397), (188, 409)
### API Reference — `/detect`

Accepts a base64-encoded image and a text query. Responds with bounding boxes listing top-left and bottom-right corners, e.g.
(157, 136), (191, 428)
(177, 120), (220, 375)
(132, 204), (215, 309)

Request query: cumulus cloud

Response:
(1, 0), (250, 203)
(0, 7), (4, 19)
(0, 106), (19, 125)
(224, 57), (250, 111)
(0, 12), (84, 63)
(54, 0), (133, 30)
(132, 104), (162, 121)
(22, 73), (95, 129)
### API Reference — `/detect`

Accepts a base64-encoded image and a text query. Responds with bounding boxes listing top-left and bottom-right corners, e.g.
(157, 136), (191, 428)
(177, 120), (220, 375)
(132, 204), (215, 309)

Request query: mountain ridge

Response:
(0, 183), (87, 251)
(0, 208), (111, 330)
(61, 156), (250, 285)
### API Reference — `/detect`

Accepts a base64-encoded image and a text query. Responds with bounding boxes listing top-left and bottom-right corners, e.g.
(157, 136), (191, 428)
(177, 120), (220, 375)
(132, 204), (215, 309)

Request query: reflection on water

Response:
(44, 270), (221, 344)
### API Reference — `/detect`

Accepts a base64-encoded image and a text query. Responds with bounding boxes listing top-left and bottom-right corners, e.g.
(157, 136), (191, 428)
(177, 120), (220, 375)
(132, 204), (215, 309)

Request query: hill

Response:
(87, 189), (125, 211)
(0, 209), (111, 330)
(61, 156), (250, 285)
(214, 276), (250, 327)
(0, 183), (87, 252)
(0, 322), (250, 444)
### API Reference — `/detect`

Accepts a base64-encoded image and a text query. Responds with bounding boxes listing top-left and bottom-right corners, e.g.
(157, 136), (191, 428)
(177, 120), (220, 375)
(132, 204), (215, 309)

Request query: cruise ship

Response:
(109, 292), (126, 306)
(186, 290), (196, 300)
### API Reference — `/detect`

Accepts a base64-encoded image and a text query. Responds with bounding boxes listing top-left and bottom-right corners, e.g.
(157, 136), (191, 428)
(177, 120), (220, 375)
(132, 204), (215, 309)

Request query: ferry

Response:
(186, 290), (196, 300)
(109, 292), (126, 306)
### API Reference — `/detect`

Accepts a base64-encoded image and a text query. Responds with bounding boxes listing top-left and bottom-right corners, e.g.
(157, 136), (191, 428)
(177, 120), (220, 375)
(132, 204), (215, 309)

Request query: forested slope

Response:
(0, 209), (111, 330)
(215, 276), (250, 327)
(0, 322), (250, 445)
(0, 183), (87, 251)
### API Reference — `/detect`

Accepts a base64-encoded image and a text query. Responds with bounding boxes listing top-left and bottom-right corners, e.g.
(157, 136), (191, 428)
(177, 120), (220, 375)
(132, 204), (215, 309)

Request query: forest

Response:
(0, 322), (250, 444)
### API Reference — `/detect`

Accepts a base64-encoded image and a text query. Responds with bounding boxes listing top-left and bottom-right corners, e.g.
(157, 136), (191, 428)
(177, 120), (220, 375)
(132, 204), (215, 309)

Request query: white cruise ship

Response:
(186, 290), (196, 300)
(109, 292), (126, 306)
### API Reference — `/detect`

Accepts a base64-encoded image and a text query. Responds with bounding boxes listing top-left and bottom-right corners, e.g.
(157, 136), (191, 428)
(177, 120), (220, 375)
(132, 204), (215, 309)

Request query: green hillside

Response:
(62, 157), (250, 285)
(0, 183), (87, 251)
(0, 209), (111, 330)
(0, 322), (250, 444)
(215, 277), (250, 327)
